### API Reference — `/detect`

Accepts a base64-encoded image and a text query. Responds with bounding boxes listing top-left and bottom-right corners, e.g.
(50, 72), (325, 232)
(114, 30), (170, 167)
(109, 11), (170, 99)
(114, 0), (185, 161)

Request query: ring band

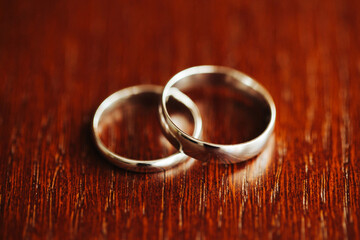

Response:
(160, 66), (276, 164)
(93, 85), (202, 172)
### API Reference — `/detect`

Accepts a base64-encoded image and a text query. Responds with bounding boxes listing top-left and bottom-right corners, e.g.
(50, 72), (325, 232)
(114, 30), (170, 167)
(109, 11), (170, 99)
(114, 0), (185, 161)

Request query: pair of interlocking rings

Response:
(93, 66), (276, 172)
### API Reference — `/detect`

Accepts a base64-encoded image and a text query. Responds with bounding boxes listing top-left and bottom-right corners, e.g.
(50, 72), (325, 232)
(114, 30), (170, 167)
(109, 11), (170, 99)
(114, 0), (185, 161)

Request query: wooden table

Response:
(1, 0), (359, 239)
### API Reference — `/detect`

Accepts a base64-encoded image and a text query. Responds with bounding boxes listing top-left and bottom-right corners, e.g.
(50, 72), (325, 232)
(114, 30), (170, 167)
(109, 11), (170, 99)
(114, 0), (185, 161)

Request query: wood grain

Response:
(1, 0), (360, 239)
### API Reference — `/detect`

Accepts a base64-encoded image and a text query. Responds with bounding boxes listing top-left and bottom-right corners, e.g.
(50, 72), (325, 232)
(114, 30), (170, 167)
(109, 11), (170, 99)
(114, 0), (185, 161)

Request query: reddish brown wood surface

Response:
(1, 0), (360, 239)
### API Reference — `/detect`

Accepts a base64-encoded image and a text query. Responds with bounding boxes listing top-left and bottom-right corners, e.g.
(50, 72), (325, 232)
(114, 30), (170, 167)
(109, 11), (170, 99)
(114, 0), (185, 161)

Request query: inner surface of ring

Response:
(98, 91), (195, 160)
(166, 73), (271, 145)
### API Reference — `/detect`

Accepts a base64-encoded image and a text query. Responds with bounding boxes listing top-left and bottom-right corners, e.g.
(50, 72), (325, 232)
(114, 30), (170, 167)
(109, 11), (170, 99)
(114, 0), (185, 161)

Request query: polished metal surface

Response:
(93, 85), (202, 172)
(160, 66), (276, 164)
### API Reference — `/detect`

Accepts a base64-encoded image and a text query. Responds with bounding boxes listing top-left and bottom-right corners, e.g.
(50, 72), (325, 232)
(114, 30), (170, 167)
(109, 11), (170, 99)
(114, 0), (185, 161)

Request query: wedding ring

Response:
(93, 85), (202, 172)
(160, 66), (276, 164)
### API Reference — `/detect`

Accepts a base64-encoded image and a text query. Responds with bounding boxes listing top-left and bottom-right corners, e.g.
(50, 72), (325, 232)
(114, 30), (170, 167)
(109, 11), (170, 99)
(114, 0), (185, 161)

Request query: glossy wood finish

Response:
(1, 0), (359, 239)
